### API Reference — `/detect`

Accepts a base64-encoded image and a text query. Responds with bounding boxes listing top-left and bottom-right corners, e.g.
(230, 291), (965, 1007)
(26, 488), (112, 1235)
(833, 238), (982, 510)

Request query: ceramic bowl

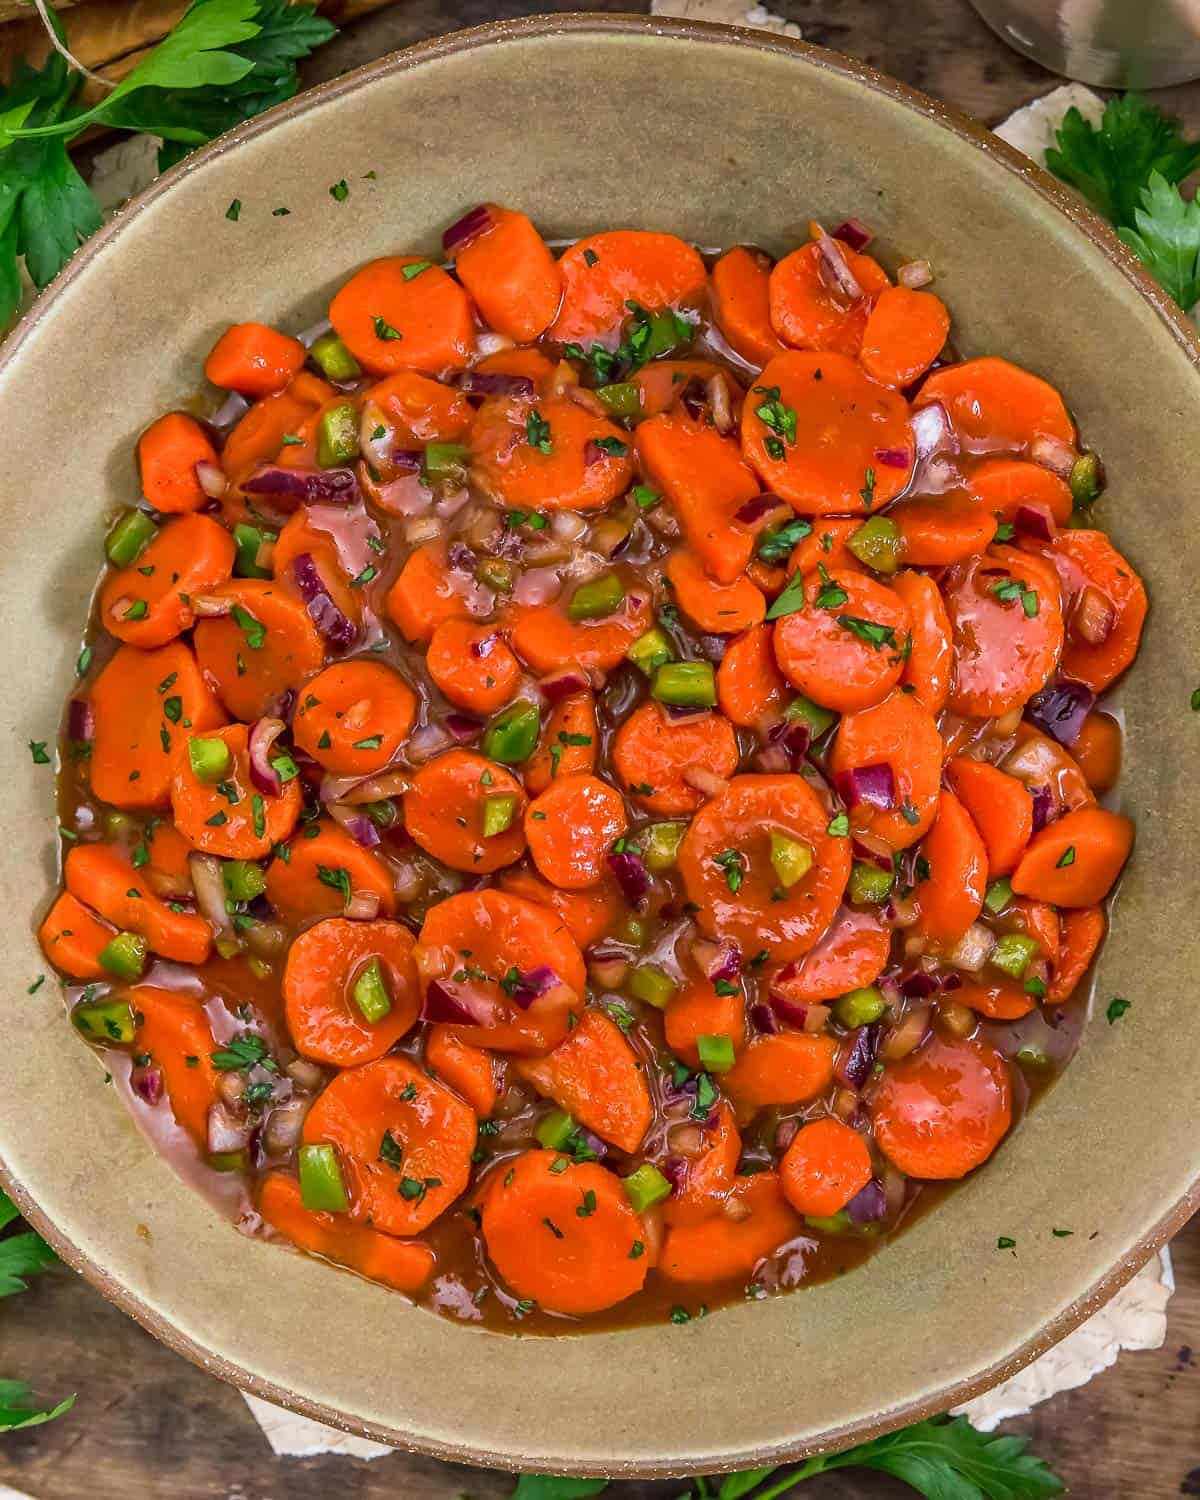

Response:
(0, 14), (1196, 1478)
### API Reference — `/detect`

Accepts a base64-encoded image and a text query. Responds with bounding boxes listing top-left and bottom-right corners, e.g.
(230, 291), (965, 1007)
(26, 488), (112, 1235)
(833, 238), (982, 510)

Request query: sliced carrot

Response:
(132, 986), (220, 1147)
(1047, 906), (1105, 1004)
(945, 758), (1034, 878)
(742, 352), (913, 513)
(470, 394), (633, 512)
(858, 285), (950, 389)
(451, 206), (563, 342)
(891, 495), (997, 567)
(1010, 806), (1134, 907)
(271, 509), (363, 640)
(385, 542), (474, 644)
(1001, 723), (1095, 819)
(193, 579), (326, 723)
(661, 1100), (741, 1227)
(664, 979), (747, 1071)
(100, 514), (235, 649)
(723, 1032), (838, 1116)
(772, 568), (911, 713)
(259, 1173), (435, 1294)
(1013, 897), (1061, 971)
(768, 240), (890, 355)
(828, 689), (943, 851)
(515, 1009), (652, 1153)
(283, 918), (420, 1067)
(415, 888), (585, 1055)
(89, 641), (224, 811)
(426, 1025), (499, 1117)
(328, 256), (474, 376)
(38, 891), (113, 979)
(363, 370), (474, 446)
(474, 347), (557, 387)
(890, 570), (953, 713)
(943, 547), (1064, 718)
(915, 357), (1074, 454)
(780, 1118), (872, 1217)
(496, 866), (621, 952)
(711, 246), (786, 367)
(769, 908), (891, 1006)
(171, 723), (301, 859)
(480, 1150), (649, 1315)
(787, 518), (863, 578)
(611, 700), (739, 816)
(967, 458), (1073, 527)
(65, 844), (211, 964)
(549, 230), (706, 343)
(265, 820), (396, 926)
(914, 790), (988, 950)
(404, 750), (527, 874)
(871, 1034), (1012, 1180)
(666, 549), (765, 634)
(523, 690), (597, 798)
(303, 1055), (477, 1234)
(426, 619), (521, 716)
(1052, 530), (1148, 692)
(633, 358), (741, 420)
(659, 1172), (800, 1283)
(955, 975), (1035, 1020)
(292, 660), (416, 776)
(524, 773), (627, 890)
(634, 411), (759, 584)
(138, 412), (219, 515)
(507, 584), (653, 676)
(205, 322), (305, 398)
(1071, 711), (1122, 793)
(717, 623), (788, 727)
(218, 373), (333, 498)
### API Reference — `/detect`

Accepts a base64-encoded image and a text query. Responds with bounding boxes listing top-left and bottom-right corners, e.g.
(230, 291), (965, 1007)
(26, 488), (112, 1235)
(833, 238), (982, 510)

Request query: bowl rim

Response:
(2, 10), (1198, 1475)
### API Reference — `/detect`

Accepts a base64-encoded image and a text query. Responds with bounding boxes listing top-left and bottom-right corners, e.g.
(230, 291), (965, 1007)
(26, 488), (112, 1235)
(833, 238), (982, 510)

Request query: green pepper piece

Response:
(423, 442), (470, 488)
(989, 932), (1038, 979)
(627, 305), (691, 365)
(1069, 450), (1104, 509)
(72, 995), (137, 1045)
(222, 860), (266, 903)
(833, 985), (887, 1028)
(1016, 1044), (1050, 1069)
(983, 877), (1014, 915)
(299, 1142), (350, 1213)
(640, 821), (688, 872)
(534, 1108), (577, 1151)
(476, 557), (515, 594)
(482, 700), (540, 765)
(567, 572), (625, 621)
(770, 830), (814, 889)
(622, 1162), (673, 1212)
(102, 810), (135, 840)
(98, 931), (147, 982)
(848, 860), (894, 905)
(783, 693), (838, 739)
(482, 793), (518, 838)
(208, 1149), (249, 1173)
(804, 1210), (854, 1234)
(847, 515), (901, 574)
(697, 1033), (735, 1073)
(233, 522), (277, 580)
(628, 964), (677, 1009)
(105, 508), (158, 568)
(188, 736), (231, 784)
(308, 331), (362, 382)
(352, 958), (392, 1023)
(651, 661), (717, 708)
(595, 382), (642, 420)
(318, 401), (360, 467)
(626, 626), (674, 676)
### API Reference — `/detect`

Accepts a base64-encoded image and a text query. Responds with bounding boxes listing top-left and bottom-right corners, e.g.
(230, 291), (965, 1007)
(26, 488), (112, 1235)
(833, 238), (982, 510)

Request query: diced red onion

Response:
(1014, 503), (1057, 542)
(897, 259), (933, 290)
(769, 993), (813, 1029)
(508, 966), (559, 1011)
(608, 850), (651, 907)
(832, 218), (873, 250)
(443, 203), (495, 253)
(247, 716), (286, 797)
(196, 460), (229, 499)
(130, 1063), (164, 1106)
(661, 1155), (688, 1192)
(1026, 679), (1095, 748)
(208, 1101), (252, 1154)
(815, 228), (865, 302)
(846, 1177), (888, 1224)
(291, 554), (357, 650)
(754, 742), (792, 773)
(588, 953), (630, 990)
(851, 836), (893, 872)
(911, 401), (958, 460)
(392, 448), (423, 473)
(514, 566), (562, 607)
(344, 890), (381, 921)
(192, 594), (235, 617)
(406, 722), (454, 764)
(879, 1004), (930, 1061)
(583, 439), (608, 468)
(578, 1129), (608, 1161)
(690, 937), (741, 984)
(538, 668), (589, 704)
(774, 1118), (799, 1153)
(189, 852), (231, 935)
(444, 712), (483, 743)
(421, 979), (499, 1026)
(836, 762), (896, 811)
(1073, 586), (1116, 647)
(458, 371), (535, 398)
(734, 492), (788, 526)
(663, 703), (711, 725)
(1031, 784), (1055, 832)
(244, 465), (358, 504)
(68, 698), (95, 742)
(746, 1002), (777, 1036)
(1030, 434), (1076, 479)
(327, 804), (381, 848)
(682, 765), (730, 799)
(899, 969), (939, 999)
(835, 1023), (880, 1088)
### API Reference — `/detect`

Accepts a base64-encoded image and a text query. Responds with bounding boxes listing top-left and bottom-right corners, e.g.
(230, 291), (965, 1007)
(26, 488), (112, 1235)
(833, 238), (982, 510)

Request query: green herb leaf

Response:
(0, 1381), (75, 1431)
(757, 517), (812, 564)
(1107, 996), (1131, 1023)
(764, 571), (807, 621)
(511, 1472), (608, 1498)
(1119, 170), (1200, 311)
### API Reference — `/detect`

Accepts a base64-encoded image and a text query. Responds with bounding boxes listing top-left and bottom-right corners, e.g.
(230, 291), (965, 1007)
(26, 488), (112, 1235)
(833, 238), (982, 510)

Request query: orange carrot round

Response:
(858, 285), (950, 389)
(666, 549), (765, 634)
(205, 322), (306, 398)
(768, 240), (890, 355)
(1010, 806), (1134, 907)
(780, 1117), (873, 1217)
(100, 514), (235, 649)
(425, 1025), (499, 1117)
(890, 569), (953, 713)
(711, 245), (786, 367)
(364, 369), (474, 446)
(1071, 711), (1122, 793)
(470, 394), (633, 512)
(549, 230), (706, 343)
(659, 1171), (799, 1282)
(524, 773), (627, 890)
(664, 979), (747, 1072)
(508, 585), (653, 676)
(193, 580), (325, 723)
(329, 256), (474, 376)
(523, 690), (597, 797)
(772, 568), (911, 712)
(944, 547), (1064, 718)
(769, 908), (891, 1006)
(945, 758), (1034, 878)
(724, 1032), (838, 1117)
(426, 620), (521, 716)
(661, 1100), (741, 1227)
(171, 723), (301, 859)
(404, 750), (527, 874)
(891, 495), (998, 567)
(38, 891), (113, 980)
(1047, 906), (1105, 1004)
(828, 688), (943, 851)
(283, 918), (420, 1066)
(612, 701), (739, 816)
(451, 205), (563, 343)
(385, 542), (473, 644)
(292, 660), (416, 775)
(871, 1034), (1012, 1179)
(1051, 530), (1148, 692)
(515, 1009), (651, 1153)
(915, 790), (988, 951)
(138, 412), (219, 514)
(132, 986), (220, 1146)
(968, 458), (1073, 527)
(266, 819), (396, 925)
(915, 357), (1074, 454)
(496, 867), (621, 952)
(65, 844), (210, 964)
(717, 623), (788, 726)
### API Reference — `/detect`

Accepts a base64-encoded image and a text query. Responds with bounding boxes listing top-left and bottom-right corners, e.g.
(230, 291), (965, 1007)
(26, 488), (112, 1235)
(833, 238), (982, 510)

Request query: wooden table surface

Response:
(3, 4), (1199, 1497)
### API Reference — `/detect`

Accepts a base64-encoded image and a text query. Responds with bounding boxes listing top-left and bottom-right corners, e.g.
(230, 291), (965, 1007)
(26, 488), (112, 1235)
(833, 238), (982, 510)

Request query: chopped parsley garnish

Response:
(712, 848), (744, 894)
(526, 409), (553, 454)
(372, 315), (402, 341)
(231, 604), (265, 650)
(211, 1034), (273, 1073)
(576, 1189), (597, 1219)
(757, 517), (811, 563)
(1107, 996), (1131, 1023)
(827, 812), (850, 838)
(997, 1236), (1016, 1251)
(226, 198), (241, 221)
(402, 260), (432, 281)
(591, 435), (628, 458)
(752, 385), (797, 446)
(329, 179), (349, 201)
(1056, 846), (1076, 868)
(28, 740), (50, 765)
(764, 570), (807, 621)
(859, 467), (876, 511)
(379, 1130), (403, 1168)
(837, 614), (896, 650)
(350, 565), (377, 588)
(316, 864), (352, 905)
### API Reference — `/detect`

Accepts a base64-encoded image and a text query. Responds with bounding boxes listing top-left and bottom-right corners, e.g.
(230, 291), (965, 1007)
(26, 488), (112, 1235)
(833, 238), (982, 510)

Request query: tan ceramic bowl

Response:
(0, 13), (1196, 1477)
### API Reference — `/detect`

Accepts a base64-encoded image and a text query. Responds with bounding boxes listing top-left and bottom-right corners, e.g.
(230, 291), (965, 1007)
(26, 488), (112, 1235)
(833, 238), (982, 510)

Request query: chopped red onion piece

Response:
(734, 493), (788, 526)
(754, 742), (792, 773)
(1031, 784), (1055, 833)
(607, 850), (651, 907)
(243, 465), (358, 504)
(832, 218), (873, 250)
(851, 837), (893, 872)
(583, 439), (606, 468)
(345, 890), (381, 921)
(458, 371), (535, 398)
(897, 259), (933, 290)
(691, 937), (741, 984)
(899, 969), (938, 999)
(815, 228), (865, 301)
(911, 401), (958, 460)
(1030, 434), (1076, 479)
(940, 971), (963, 993)
(873, 447), (911, 469)
(663, 703), (711, 725)
(444, 712), (483, 743)
(846, 1177), (888, 1224)
(189, 852), (231, 935)
(192, 594), (235, 617)
(298, 318), (333, 349)
(768, 992), (812, 1029)
(1073, 586), (1116, 646)
(707, 373), (733, 435)
(509, 966), (560, 1011)
(247, 716), (287, 797)
(661, 1155), (688, 1193)
(1013, 503), (1057, 541)
(291, 554), (357, 650)
(836, 762), (896, 811)
(749, 1002), (779, 1035)
(68, 698), (95, 742)
(447, 542), (476, 573)
(196, 460), (228, 499)
(682, 765), (729, 799)
(130, 1063), (164, 1106)
(538, 668), (590, 703)
(442, 203), (495, 253)
(329, 807), (381, 848)
(392, 449), (423, 473)
(470, 632), (500, 660)
(422, 979), (499, 1026)
(1026, 679), (1095, 747)
(835, 1023), (881, 1088)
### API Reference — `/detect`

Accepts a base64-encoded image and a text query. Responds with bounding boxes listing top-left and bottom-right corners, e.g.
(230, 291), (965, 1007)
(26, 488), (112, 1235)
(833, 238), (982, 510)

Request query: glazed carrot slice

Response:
(659, 1171), (800, 1283)
(425, 1025), (499, 1117)
(469, 394), (633, 512)
(1052, 530), (1148, 692)
(508, 585), (653, 675)
(915, 357), (1074, 453)
(871, 1034), (1012, 1179)
(723, 1032), (837, 1116)
(329, 256), (474, 376)
(772, 568), (911, 713)
(634, 411), (759, 585)
(385, 542), (474, 644)
(205, 322), (306, 398)
(786, 518), (863, 578)
(99, 514), (235, 649)
(769, 908), (891, 1006)
(549, 229), (706, 343)
(426, 620), (521, 716)
(946, 758), (1034, 878)
(914, 790), (988, 951)
(1013, 897), (1061, 971)
(1010, 806), (1133, 907)
(65, 844), (211, 964)
(956, 974), (1035, 1021)
(514, 1009), (652, 1153)
(272, 509), (363, 641)
(768, 240), (890, 354)
(481, 1150), (649, 1315)
(666, 549), (765, 634)
(193, 580), (325, 723)
(38, 891), (113, 980)
(661, 1100), (741, 1227)
(283, 918), (420, 1067)
(218, 373), (333, 501)
(891, 495), (998, 567)
(890, 570), (953, 714)
(858, 285), (950, 389)
(265, 820), (396, 926)
(717, 623), (788, 727)
(944, 547), (1064, 718)
(968, 458), (1073, 527)
(664, 979), (747, 1072)
(1047, 906), (1105, 1004)
(303, 1055), (477, 1235)
(679, 775), (850, 961)
(259, 1173), (435, 1294)
(780, 1118), (873, 1217)
(404, 750), (527, 874)
(138, 412), (219, 514)
(497, 866), (621, 952)
(415, 888), (585, 1055)
(473, 347), (557, 387)
(711, 246), (786, 367)
(292, 660), (416, 776)
(828, 688), (943, 851)
(363, 370), (474, 446)
(524, 773), (627, 890)
(1071, 711), (1122, 793)
(634, 358), (741, 420)
(143, 822), (197, 900)
(742, 352), (913, 513)
(612, 701), (739, 816)
(523, 690), (597, 798)
(132, 987), (220, 1147)
(1001, 723), (1095, 819)
(89, 641), (224, 811)
(171, 724), (301, 860)
(451, 206), (563, 342)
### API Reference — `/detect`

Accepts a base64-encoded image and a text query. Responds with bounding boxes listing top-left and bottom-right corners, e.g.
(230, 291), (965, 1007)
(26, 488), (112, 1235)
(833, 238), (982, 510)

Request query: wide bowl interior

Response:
(0, 14), (1196, 1478)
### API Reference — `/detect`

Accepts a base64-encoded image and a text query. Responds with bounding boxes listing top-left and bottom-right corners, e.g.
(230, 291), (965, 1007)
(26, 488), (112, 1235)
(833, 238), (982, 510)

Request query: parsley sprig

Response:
(0, 1187), (73, 1431)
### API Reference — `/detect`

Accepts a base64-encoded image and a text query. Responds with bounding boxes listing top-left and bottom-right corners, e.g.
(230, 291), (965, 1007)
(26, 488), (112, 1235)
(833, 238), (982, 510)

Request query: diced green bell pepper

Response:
(423, 442), (470, 488)
(476, 557), (515, 594)
(628, 965), (677, 1009)
(299, 1142), (350, 1213)
(805, 1210), (854, 1234)
(233, 522), (276, 580)
(567, 572), (625, 621)
(989, 932), (1038, 979)
(98, 932), (147, 982)
(1070, 450), (1104, 509)
(640, 821), (688, 871)
(352, 958), (392, 1023)
(72, 995), (136, 1045)
(848, 860), (894, 905)
(697, 1034), (735, 1073)
(106, 508), (158, 567)
(626, 627), (674, 676)
(208, 1149), (249, 1173)
(482, 701), (540, 765)
(784, 693), (837, 739)
(222, 860), (266, 903)
(308, 331), (362, 382)
(620, 915), (648, 947)
(317, 401), (359, 467)
(983, 877), (1014, 915)
(770, 829), (813, 889)
(622, 1162), (673, 1212)
(534, 1108), (576, 1151)
(834, 985), (887, 1028)
(188, 736), (230, 784)
(481, 793), (518, 838)
(595, 382), (642, 420)
(847, 515), (901, 574)
(651, 661), (716, 708)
